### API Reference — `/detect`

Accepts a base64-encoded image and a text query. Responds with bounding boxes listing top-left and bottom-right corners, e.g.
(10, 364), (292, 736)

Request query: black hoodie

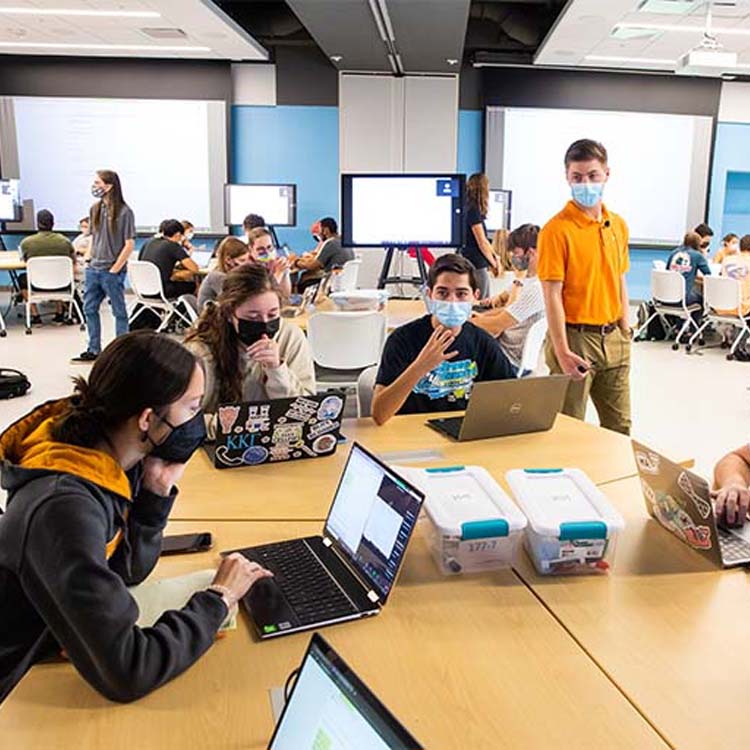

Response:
(0, 399), (227, 704)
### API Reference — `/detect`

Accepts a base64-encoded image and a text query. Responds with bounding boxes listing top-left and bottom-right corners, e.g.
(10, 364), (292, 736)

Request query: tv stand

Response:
(377, 246), (428, 294)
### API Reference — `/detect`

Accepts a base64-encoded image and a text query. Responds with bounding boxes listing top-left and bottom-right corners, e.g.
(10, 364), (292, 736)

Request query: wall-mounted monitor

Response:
(486, 189), (512, 232)
(341, 173), (465, 248)
(0, 179), (22, 222)
(225, 183), (297, 227)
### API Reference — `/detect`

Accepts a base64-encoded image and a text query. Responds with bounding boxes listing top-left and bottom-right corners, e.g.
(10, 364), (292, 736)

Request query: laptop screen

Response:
(191, 250), (213, 269)
(269, 634), (422, 750)
(325, 443), (424, 603)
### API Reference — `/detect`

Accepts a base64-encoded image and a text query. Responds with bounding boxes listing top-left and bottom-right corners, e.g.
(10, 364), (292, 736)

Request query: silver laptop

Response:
(426, 375), (570, 442)
(633, 440), (750, 567)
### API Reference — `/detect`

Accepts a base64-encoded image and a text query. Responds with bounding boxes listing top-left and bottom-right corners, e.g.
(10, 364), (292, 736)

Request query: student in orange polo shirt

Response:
(538, 139), (632, 435)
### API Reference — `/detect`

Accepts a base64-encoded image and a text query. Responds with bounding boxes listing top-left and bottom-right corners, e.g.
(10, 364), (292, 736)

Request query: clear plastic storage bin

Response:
(506, 468), (625, 575)
(402, 465), (527, 575)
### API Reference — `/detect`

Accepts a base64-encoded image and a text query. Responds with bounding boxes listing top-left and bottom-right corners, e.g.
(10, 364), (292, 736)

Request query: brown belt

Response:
(566, 322), (619, 335)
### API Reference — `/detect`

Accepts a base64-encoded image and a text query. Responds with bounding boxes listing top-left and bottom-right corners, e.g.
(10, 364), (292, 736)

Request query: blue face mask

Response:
(429, 299), (473, 328)
(571, 182), (605, 208)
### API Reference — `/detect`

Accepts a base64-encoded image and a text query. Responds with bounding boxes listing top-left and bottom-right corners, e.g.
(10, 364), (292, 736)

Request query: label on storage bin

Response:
(554, 538), (607, 564)
(442, 537), (510, 572)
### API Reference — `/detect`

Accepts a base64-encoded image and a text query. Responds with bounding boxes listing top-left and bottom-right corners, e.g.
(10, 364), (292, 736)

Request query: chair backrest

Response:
(26, 256), (73, 291)
(128, 260), (166, 299)
(307, 312), (386, 369)
(356, 365), (379, 418)
(704, 275), (742, 315)
(651, 269), (685, 305)
(517, 316), (548, 377)
(330, 259), (361, 293)
(353, 248), (386, 289)
(652, 259), (667, 271)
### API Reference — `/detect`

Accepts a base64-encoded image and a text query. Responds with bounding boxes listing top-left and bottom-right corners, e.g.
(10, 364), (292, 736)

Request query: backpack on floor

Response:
(0, 369), (31, 399)
(635, 302), (668, 342)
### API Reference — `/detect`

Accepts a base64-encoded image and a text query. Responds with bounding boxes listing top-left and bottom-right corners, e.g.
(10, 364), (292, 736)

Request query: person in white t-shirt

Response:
(472, 223), (545, 375)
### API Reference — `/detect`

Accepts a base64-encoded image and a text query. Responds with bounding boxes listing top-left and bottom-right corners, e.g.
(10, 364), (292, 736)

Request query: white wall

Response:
(718, 81), (750, 124)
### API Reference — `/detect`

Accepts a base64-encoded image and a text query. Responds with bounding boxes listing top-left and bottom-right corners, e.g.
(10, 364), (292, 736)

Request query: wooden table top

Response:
(514, 474), (747, 750)
(0, 520), (669, 750)
(290, 298), (425, 332)
(172, 413), (671, 522)
(0, 251), (24, 271)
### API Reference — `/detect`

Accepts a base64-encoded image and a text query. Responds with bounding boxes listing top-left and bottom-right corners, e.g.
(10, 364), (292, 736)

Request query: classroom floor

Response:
(0, 295), (747, 496)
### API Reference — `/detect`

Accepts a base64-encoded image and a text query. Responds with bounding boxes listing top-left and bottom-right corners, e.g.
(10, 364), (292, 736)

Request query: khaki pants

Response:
(545, 327), (632, 435)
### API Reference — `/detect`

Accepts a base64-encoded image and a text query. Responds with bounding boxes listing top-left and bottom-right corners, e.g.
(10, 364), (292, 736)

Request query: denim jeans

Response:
(84, 266), (128, 354)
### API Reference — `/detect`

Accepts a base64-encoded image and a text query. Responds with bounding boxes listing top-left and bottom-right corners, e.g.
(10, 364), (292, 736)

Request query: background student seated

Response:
(372, 253), (514, 425)
(716, 234), (750, 317)
(694, 222), (714, 256)
(246, 226), (292, 297)
(666, 231), (711, 306)
(198, 236), (252, 310)
(18, 208), (75, 325)
(185, 264), (316, 416)
(473, 223), (545, 375)
(714, 233), (739, 265)
(242, 213), (266, 243)
(294, 217), (353, 290)
(139, 219), (199, 299)
(0, 331), (271, 704)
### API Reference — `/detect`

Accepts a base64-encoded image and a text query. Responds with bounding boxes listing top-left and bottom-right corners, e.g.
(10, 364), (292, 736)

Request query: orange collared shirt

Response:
(538, 200), (630, 326)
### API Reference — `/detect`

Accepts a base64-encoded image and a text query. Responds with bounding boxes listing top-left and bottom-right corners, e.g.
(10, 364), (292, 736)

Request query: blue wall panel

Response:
(457, 109), (483, 178)
(708, 122), (750, 241)
(231, 105), (339, 252)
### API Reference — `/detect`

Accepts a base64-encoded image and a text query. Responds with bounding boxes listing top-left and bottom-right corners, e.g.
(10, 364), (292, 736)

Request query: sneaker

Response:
(30, 315), (43, 326)
(71, 350), (97, 363)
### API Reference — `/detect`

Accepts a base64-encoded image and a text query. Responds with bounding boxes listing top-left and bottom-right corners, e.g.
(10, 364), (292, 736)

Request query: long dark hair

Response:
(52, 331), (196, 449)
(466, 173), (489, 217)
(91, 169), (126, 234)
(185, 264), (281, 403)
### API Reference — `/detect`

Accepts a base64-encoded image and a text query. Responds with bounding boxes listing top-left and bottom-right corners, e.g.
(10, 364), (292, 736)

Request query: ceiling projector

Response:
(675, 34), (738, 76)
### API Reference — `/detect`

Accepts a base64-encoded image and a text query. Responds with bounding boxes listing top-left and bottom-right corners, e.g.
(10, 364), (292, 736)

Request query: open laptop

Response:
(632, 440), (750, 567)
(206, 392), (345, 469)
(426, 375), (570, 442)
(268, 633), (423, 750)
(226, 442), (425, 639)
(191, 249), (214, 269)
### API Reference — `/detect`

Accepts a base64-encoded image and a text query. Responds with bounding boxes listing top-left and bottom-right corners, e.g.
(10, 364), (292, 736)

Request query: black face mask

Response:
(235, 317), (281, 347)
(149, 411), (207, 464)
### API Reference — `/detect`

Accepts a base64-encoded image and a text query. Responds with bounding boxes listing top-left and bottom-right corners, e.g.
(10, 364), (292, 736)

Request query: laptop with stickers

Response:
(632, 440), (750, 567)
(226, 442), (425, 639)
(207, 392), (345, 469)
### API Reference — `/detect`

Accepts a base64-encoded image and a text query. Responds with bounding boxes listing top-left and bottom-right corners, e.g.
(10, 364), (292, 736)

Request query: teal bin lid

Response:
(559, 521), (608, 541)
(461, 519), (509, 540)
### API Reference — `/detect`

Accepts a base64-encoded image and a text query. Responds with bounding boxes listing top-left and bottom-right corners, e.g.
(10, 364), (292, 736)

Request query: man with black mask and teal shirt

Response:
(185, 264), (316, 417)
(372, 253), (515, 425)
(0, 331), (271, 704)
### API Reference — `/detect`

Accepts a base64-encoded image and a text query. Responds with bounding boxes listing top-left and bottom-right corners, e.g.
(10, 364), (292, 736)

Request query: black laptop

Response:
(268, 633), (423, 749)
(226, 442), (425, 639)
(207, 392), (345, 469)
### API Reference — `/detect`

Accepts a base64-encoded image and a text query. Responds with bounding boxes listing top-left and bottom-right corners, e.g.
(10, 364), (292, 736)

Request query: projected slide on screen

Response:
(0, 97), (228, 231)
(341, 174), (465, 247)
(225, 184), (296, 226)
(0, 179), (20, 222)
(485, 106), (713, 245)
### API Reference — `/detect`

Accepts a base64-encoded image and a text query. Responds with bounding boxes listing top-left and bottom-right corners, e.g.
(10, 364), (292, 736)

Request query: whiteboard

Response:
(486, 107), (713, 245)
(2, 96), (227, 231)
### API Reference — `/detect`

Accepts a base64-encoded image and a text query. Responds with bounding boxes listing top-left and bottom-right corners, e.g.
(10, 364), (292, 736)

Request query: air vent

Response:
(140, 28), (187, 40)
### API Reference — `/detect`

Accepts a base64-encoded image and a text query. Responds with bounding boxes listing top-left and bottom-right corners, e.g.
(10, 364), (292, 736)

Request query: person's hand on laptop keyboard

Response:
(208, 553), (273, 611)
(711, 483), (750, 527)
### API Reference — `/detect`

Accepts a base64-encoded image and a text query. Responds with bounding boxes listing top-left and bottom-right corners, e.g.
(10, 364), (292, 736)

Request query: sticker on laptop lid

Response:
(308, 419), (339, 439)
(215, 445), (245, 467)
(244, 404), (271, 433)
(285, 397), (319, 422)
(317, 395), (344, 421)
(312, 434), (337, 455)
(242, 446), (269, 465)
(677, 471), (712, 520)
(218, 405), (241, 435)
(635, 449), (660, 476)
(652, 489), (712, 550)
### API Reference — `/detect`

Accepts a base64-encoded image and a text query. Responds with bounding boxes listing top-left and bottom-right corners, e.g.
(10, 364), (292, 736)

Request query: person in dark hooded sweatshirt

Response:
(0, 330), (272, 704)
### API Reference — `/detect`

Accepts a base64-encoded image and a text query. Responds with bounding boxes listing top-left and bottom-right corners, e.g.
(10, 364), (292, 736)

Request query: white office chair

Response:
(127, 260), (195, 333)
(329, 259), (361, 293)
(516, 317), (548, 377)
(353, 249), (386, 289)
(307, 311), (386, 390)
(24, 256), (84, 335)
(634, 270), (701, 350)
(686, 276), (750, 360)
(356, 365), (378, 418)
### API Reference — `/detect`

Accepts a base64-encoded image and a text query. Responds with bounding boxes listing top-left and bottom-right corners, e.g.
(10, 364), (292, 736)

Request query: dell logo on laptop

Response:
(510, 402), (522, 415)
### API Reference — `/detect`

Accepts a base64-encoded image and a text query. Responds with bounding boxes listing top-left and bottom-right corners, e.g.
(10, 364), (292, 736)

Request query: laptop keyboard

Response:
(717, 527), (750, 564)
(248, 539), (358, 625)
(434, 417), (462, 438)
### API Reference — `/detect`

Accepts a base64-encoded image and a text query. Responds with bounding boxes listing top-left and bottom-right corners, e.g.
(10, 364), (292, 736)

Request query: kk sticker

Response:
(218, 406), (240, 435)
(677, 471), (712, 520)
(285, 397), (319, 422)
(317, 395), (343, 421)
(244, 405), (271, 434)
(635, 450), (660, 476)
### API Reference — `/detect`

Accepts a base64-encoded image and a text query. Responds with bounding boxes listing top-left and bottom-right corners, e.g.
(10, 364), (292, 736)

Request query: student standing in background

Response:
(460, 173), (499, 299)
(538, 139), (632, 436)
(73, 170), (135, 363)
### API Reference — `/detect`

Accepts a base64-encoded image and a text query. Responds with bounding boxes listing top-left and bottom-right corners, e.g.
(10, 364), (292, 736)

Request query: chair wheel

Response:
(79, 324), (86, 331)
(671, 343), (680, 351)
(25, 328), (32, 335)
(727, 353), (734, 361)
(0, 330), (6, 337)
(698, 338), (705, 346)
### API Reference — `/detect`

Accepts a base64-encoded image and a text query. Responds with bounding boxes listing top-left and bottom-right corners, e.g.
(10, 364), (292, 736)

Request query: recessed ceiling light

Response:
(585, 54), (675, 65)
(616, 22), (750, 36)
(446, 58), (459, 65)
(0, 8), (160, 18)
(330, 55), (343, 62)
(0, 42), (209, 52)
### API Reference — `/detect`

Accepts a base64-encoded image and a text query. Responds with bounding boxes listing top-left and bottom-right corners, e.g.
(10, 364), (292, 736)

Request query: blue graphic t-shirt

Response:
(375, 315), (514, 415)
